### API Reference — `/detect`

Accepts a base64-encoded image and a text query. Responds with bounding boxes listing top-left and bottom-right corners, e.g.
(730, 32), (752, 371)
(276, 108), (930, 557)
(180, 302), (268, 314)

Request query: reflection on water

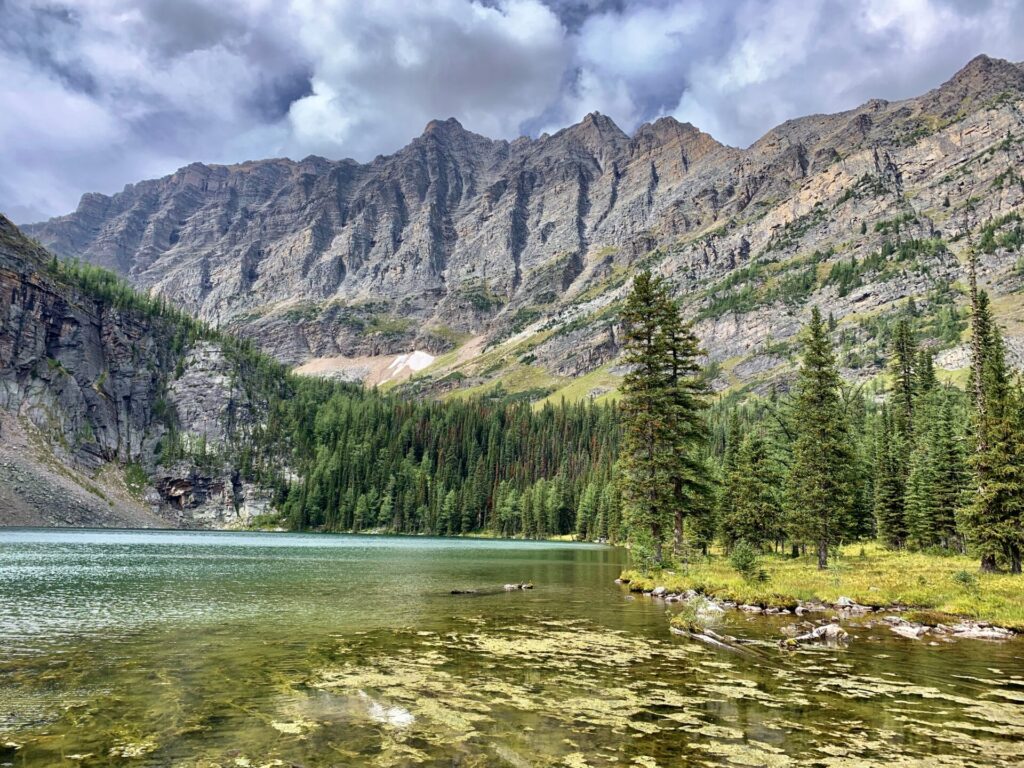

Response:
(0, 528), (1022, 766)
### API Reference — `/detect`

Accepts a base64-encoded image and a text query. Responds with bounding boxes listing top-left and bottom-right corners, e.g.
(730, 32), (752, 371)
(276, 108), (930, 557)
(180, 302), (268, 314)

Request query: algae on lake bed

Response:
(2, 530), (1024, 767)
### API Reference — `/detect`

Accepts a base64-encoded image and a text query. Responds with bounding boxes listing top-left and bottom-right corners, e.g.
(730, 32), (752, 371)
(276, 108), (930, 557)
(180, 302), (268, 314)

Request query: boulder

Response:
(951, 623), (1014, 640)
(889, 622), (929, 640)
(695, 601), (725, 623)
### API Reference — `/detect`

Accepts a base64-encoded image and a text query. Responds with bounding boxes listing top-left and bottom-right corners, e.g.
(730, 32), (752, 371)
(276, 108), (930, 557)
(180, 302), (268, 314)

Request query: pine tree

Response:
(721, 430), (784, 550)
(786, 307), (855, 569)
(574, 482), (599, 540)
(874, 406), (907, 549)
(904, 436), (938, 549)
(961, 269), (1024, 572)
(618, 271), (709, 566)
(891, 317), (917, 440)
(915, 348), (937, 397)
(931, 394), (965, 550)
(717, 410), (742, 544)
(440, 489), (458, 536)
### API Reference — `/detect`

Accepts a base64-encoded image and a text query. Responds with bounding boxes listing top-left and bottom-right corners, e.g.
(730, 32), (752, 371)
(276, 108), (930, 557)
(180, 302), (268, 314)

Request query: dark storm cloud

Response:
(0, 2), (98, 94)
(2, 0), (1024, 223)
(537, 0), (625, 31)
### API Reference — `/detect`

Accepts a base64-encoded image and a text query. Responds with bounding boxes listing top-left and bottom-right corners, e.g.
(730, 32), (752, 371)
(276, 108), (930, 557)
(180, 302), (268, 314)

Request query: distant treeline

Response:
(264, 384), (620, 537)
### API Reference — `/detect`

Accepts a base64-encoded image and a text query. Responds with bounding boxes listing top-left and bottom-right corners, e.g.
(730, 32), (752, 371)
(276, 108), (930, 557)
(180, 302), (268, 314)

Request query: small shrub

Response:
(670, 596), (719, 633)
(124, 462), (149, 498)
(953, 570), (980, 595)
(729, 541), (768, 583)
(630, 538), (660, 576)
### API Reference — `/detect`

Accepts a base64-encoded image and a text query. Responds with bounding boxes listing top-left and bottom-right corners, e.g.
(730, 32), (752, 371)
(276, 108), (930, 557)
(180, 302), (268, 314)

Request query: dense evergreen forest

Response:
(265, 383), (621, 538)
(43, 250), (1024, 573)
(615, 264), (1024, 575)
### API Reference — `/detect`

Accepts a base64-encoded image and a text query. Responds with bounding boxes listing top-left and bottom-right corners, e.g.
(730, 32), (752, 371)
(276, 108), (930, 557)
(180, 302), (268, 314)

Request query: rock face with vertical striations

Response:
(24, 55), (1024, 398)
(0, 215), (277, 527)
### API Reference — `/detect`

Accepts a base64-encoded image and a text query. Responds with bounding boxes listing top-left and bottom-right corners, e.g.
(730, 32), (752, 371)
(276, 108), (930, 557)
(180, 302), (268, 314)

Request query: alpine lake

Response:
(1, 529), (1022, 767)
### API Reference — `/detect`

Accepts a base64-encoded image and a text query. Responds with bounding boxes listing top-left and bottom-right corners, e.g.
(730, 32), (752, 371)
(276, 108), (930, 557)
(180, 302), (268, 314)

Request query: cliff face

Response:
(25, 55), (1024, 397)
(0, 216), (274, 527)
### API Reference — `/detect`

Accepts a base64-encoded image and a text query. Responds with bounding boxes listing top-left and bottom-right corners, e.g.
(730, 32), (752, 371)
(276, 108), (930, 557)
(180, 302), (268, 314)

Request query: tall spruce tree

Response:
(904, 436), (938, 549)
(930, 394), (965, 550)
(891, 317), (917, 440)
(717, 410), (742, 545)
(619, 270), (709, 566)
(961, 287), (1024, 572)
(962, 253), (1024, 572)
(785, 307), (855, 569)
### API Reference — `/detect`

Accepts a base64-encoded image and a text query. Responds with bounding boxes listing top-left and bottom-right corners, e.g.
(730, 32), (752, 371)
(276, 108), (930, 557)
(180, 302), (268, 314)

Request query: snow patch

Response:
(387, 350), (435, 374)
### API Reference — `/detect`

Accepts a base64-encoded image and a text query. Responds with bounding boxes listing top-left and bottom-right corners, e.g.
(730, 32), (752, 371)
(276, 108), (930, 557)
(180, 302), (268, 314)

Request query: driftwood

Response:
(450, 582), (535, 596)
(670, 626), (759, 657)
(781, 623), (849, 647)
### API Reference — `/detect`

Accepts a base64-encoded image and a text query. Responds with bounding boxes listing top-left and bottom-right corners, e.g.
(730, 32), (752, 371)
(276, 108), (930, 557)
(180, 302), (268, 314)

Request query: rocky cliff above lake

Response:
(0, 215), (277, 527)
(25, 55), (1024, 400)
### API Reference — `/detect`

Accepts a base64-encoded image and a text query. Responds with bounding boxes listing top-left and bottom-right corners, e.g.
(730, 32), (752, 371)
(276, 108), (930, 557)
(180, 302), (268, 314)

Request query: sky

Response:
(3, 0), (1024, 223)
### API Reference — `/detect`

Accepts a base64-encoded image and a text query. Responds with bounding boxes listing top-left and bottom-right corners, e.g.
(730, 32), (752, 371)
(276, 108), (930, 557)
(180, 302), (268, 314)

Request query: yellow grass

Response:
(621, 542), (1024, 629)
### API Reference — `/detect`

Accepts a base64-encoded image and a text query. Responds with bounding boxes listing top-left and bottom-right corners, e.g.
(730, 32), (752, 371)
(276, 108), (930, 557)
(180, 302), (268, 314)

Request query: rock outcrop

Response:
(0, 215), (277, 527)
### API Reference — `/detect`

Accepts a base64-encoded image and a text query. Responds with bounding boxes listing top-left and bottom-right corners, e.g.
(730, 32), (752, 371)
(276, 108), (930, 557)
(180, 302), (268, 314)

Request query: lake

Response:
(0, 529), (1022, 766)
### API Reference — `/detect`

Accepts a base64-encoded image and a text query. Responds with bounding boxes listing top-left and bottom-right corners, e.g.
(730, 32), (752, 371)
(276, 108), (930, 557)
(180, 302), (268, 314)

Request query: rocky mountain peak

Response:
(423, 116), (466, 135)
(920, 53), (1024, 117)
(632, 116), (723, 163)
(560, 111), (630, 145)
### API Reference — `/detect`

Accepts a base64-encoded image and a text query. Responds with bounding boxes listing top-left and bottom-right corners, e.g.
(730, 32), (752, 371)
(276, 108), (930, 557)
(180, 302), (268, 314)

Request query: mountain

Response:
(0, 214), (283, 527)
(24, 54), (1024, 401)
(0, 214), (621, 532)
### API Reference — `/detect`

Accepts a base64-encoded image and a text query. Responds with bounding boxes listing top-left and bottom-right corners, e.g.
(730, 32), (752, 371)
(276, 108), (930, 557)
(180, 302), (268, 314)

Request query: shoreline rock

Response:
(616, 578), (1017, 643)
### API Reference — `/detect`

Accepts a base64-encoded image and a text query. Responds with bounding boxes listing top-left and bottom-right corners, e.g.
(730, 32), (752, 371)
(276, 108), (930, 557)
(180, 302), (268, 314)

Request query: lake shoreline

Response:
(618, 576), (1019, 642)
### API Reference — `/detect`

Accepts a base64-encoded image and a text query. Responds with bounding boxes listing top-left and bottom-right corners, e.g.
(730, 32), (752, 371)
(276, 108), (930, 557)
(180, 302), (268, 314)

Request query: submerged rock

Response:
(951, 622), (1014, 640)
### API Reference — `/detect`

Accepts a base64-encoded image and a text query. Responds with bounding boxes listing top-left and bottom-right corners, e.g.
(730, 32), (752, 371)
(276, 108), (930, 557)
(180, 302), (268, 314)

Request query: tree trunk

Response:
(1009, 545), (1022, 575)
(652, 523), (663, 565)
(673, 511), (683, 557)
(817, 540), (828, 570)
(980, 553), (997, 573)
(790, 544), (799, 559)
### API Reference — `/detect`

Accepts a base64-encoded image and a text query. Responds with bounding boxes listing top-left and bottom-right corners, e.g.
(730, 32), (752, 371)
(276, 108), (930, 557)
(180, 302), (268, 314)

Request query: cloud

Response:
(283, 0), (569, 158)
(2, 0), (1023, 222)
